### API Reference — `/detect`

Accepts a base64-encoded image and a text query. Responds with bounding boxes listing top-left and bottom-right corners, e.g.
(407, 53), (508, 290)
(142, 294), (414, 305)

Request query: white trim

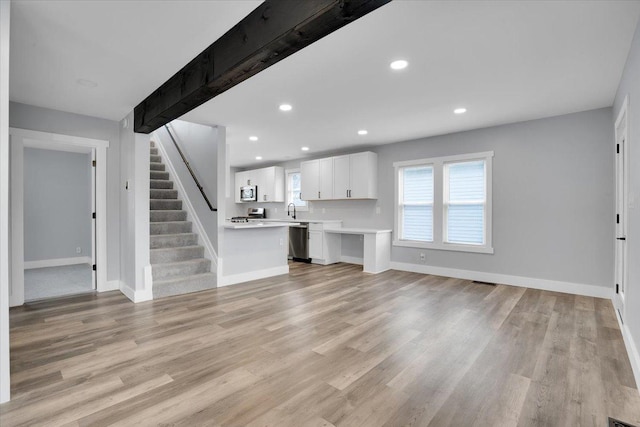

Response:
(218, 264), (289, 287)
(390, 262), (612, 299)
(119, 280), (153, 303)
(393, 151), (495, 168)
(615, 309), (640, 393)
(613, 94), (629, 317)
(392, 240), (495, 254)
(9, 127), (110, 306)
(285, 168), (308, 211)
(24, 256), (91, 270)
(340, 255), (363, 265)
(153, 130), (218, 270)
(103, 280), (121, 292)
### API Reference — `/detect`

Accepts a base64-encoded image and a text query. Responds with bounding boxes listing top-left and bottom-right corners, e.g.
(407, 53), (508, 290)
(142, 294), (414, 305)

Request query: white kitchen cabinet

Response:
(301, 151), (377, 201)
(300, 158), (334, 201)
(308, 230), (323, 260)
(235, 166), (284, 203)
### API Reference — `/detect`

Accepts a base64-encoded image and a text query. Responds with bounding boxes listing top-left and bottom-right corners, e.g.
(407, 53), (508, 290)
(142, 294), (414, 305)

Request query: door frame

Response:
(613, 95), (629, 317)
(9, 128), (109, 306)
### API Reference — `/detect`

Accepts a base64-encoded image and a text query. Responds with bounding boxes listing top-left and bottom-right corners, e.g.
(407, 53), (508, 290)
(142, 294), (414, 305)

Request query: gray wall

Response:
(10, 102), (120, 281)
(239, 108), (614, 289)
(155, 120), (219, 252)
(23, 148), (91, 262)
(613, 19), (640, 371)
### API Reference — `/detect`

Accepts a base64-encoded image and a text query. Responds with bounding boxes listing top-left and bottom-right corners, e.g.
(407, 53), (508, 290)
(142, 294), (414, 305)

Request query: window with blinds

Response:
(444, 160), (486, 245)
(286, 170), (307, 209)
(400, 165), (433, 242)
(394, 151), (493, 254)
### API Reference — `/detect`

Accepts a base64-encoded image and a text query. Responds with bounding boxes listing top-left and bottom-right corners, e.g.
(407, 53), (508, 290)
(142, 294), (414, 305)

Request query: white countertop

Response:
(248, 218), (342, 224)
(323, 227), (392, 234)
(224, 221), (300, 229)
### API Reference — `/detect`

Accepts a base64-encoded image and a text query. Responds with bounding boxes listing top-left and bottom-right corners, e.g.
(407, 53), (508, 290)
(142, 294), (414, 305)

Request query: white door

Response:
(614, 98), (629, 317)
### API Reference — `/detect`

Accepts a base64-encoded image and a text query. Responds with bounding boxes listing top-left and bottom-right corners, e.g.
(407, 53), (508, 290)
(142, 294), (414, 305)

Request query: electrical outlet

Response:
(419, 253), (426, 262)
(76, 247), (81, 254)
(376, 206), (381, 214)
(279, 238), (283, 246)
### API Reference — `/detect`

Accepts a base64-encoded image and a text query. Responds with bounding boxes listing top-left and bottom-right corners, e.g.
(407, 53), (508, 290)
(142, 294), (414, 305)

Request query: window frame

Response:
(397, 163), (434, 243)
(393, 151), (493, 254)
(285, 168), (308, 211)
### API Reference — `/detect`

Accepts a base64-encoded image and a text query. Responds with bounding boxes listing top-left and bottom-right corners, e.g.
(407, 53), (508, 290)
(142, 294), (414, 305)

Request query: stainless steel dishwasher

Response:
(289, 223), (311, 262)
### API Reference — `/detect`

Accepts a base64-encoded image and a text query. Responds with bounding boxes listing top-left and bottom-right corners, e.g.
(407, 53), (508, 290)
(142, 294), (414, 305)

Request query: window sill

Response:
(393, 240), (494, 254)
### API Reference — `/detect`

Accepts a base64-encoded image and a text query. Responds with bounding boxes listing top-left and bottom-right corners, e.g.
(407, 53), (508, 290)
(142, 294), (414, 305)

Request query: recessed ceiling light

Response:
(357, 130), (368, 135)
(76, 78), (98, 88)
(454, 108), (467, 114)
(279, 104), (292, 112)
(301, 146), (310, 151)
(249, 136), (258, 141)
(390, 60), (408, 70)
(255, 156), (262, 160)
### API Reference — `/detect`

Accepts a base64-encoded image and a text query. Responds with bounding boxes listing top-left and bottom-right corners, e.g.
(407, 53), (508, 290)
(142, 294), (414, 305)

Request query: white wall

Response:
(239, 108), (614, 295)
(0, 0), (11, 405)
(9, 102), (120, 282)
(23, 148), (91, 263)
(613, 17), (640, 389)
(154, 121), (218, 252)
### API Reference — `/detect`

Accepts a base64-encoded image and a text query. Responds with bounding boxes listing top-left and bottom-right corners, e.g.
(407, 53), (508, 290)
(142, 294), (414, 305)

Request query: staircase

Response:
(149, 140), (216, 298)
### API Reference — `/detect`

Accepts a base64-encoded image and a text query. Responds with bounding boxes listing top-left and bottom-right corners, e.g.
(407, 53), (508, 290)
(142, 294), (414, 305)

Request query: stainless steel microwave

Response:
(240, 185), (257, 202)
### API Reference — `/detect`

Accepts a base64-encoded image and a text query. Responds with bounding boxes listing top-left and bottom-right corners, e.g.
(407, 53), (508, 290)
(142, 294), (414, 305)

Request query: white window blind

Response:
(400, 165), (433, 242)
(444, 160), (485, 245)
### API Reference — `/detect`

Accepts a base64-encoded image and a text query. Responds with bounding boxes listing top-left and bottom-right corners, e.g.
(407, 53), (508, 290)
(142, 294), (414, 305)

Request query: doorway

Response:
(22, 147), (95, 300)
(9, 128), (109, 306)
(614, 96), (629, 319)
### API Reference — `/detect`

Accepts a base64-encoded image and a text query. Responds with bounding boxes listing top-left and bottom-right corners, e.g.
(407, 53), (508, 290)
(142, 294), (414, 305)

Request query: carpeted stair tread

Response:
(150, 179), (174, 189)
(150, 199), (182, 210)
(150, 154), (162, 163)
(150, 189), (178, 199)
(150, 147), (158, 155)
(151, 258), (211, 281)
(151, 170), (170, 180)
(153, 273), (216, 299)
(150, 233), (198, 249)
(151, 221), (192, 234)
(150, 162), (166, 171)
(150, 210), (187, 222)
(150, 245), (204, 263)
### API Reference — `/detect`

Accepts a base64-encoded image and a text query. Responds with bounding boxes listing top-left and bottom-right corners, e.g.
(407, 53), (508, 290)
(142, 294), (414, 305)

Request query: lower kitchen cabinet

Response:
(308, 222), (341, 264)
(308, 230), (323, 260)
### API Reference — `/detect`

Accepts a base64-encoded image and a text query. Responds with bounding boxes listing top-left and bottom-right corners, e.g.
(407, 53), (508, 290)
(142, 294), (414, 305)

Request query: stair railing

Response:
(163, 124), (217, 212)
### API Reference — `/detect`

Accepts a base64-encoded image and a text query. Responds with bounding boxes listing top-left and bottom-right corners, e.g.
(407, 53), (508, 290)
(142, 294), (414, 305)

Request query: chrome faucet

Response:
(287, 202), (297, 220)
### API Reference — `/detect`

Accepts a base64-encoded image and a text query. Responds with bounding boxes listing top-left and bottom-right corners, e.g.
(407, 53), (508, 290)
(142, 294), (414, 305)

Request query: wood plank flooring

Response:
(1, 262), (639, 426)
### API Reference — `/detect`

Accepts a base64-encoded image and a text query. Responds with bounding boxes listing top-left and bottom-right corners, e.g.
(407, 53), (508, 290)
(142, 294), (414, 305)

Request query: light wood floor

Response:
(1, 262), (639, 426)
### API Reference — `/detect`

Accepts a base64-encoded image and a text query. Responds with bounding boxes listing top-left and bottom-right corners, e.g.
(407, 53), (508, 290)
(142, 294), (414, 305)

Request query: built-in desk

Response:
(323, 227), (392, 274)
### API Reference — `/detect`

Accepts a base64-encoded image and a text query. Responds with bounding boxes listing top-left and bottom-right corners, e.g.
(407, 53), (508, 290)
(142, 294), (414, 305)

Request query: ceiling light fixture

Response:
(390, 60), (408, 70)
(454, 108), (467, 114)
(255, 156), (262, 160)
(301, 146), (310, 151)
(357, 130), (368, 135)
(249, 136), (258, 141)
(279, 104), (292, 112)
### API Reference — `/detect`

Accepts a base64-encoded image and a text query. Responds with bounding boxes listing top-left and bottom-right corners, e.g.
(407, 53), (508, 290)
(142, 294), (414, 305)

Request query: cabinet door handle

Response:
(318, 191), (320, 199)
(264, 195), (267, 201)
(346, 190), (349, 198)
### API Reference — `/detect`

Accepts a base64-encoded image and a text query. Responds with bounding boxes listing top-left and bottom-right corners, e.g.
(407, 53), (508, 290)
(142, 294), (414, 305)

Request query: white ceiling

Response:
(9, 1), (640, 168)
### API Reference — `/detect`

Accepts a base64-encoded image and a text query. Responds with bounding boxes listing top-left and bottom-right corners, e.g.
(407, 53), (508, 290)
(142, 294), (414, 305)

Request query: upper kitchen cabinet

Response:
(235, 166), (284, 203)
(300, 158), (334, 201)
(337, 152), (378, 199)
(302, 151), (377, 201)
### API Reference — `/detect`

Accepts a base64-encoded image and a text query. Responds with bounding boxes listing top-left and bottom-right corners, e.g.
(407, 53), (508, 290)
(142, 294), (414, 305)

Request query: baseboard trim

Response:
(119, 282), (153, 303)
(340, 256), (363, 265)
(389, 262), (613, 299)
(24, 256), (91, 270)
(218, 265), (289, 287)
(616, 310), (640, 393)
(101, 280), (121, 292)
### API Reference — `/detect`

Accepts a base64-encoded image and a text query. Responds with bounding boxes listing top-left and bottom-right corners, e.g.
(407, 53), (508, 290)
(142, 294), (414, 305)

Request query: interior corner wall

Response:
(0, 0), (11, 405)
(23, 148), (91, 262)
(613, 17), (640, 385)
(8, 102), (120, 282)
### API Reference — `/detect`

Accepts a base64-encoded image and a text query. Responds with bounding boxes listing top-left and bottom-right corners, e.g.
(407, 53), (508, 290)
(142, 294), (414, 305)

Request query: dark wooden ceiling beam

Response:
(134, 0), (391, 134)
